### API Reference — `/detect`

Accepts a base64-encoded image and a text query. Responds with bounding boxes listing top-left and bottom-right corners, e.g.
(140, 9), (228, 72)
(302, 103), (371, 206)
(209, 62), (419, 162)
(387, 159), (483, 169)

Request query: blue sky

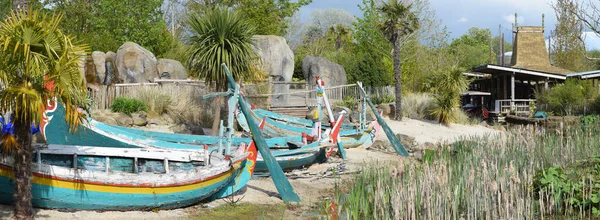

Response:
(298, 0), (600, 50)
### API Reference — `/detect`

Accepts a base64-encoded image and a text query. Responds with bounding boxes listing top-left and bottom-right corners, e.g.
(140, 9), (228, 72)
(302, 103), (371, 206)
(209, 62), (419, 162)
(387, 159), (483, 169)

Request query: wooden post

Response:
(223, 64), (301, 203)
(545, 78), (549, 90)
(511, 73), (515, 111)
(503, 75), (508, 99)
(267, 77), (272, 110)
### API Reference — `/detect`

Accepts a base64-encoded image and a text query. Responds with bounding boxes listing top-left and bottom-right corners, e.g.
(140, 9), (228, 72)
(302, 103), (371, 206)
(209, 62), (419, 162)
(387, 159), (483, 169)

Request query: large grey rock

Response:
(91, 51), (106, 84)
(157, 59), (188, 79)
(115, 42), (158, 83)
(252, 35), (294, 105)
(302, 56), (347, 87)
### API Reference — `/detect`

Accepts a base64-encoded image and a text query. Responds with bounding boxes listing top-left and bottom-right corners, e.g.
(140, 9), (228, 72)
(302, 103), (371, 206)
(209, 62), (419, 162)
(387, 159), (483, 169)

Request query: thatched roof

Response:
(510, 26), (573, 75)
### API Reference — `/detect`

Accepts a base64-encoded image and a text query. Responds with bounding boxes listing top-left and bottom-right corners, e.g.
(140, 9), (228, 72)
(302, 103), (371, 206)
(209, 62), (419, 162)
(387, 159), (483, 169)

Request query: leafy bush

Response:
(533, 158), (600, 216)
(335, 96), (359, 111)
(110, 97), (147, 115)
(371, 93), (395, 105)
(537, 79), (598, 115)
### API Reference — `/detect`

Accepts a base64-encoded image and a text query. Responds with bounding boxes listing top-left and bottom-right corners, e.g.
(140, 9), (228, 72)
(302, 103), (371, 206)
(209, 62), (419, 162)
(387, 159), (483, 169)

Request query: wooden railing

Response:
(494, 99), (534, 116)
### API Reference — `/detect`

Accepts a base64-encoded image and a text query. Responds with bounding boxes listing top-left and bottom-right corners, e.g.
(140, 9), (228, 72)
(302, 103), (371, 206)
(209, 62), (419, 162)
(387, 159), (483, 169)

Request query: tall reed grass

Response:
(332, 124), (600, 219)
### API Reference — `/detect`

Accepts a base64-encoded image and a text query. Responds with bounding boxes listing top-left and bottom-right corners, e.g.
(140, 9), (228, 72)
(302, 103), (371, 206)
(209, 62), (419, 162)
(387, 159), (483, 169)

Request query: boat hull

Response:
(255, 148), (326, 172)
(0, 164), (237, 210)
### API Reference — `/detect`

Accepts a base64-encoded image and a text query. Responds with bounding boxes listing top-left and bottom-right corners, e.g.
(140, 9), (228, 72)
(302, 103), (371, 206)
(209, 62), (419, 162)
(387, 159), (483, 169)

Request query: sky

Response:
(298, 0), (600, 50)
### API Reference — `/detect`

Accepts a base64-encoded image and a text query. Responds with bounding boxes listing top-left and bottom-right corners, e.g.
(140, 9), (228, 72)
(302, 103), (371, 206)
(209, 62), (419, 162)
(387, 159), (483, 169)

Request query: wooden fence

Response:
(89, 79), (206, 110)
(90, 78), (394, 110)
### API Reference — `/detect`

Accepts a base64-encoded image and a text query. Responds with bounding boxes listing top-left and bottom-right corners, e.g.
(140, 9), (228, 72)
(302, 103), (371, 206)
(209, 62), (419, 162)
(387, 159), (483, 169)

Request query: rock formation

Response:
(252, 35), (294, 105)
(115, 42), (158, 83)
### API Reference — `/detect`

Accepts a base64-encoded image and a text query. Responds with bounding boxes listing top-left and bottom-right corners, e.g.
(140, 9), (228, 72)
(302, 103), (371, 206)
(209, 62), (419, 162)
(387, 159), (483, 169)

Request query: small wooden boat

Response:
(0, 144), (256, 210)
(41, 103), (334, 173)
(236, 106), (382, 149)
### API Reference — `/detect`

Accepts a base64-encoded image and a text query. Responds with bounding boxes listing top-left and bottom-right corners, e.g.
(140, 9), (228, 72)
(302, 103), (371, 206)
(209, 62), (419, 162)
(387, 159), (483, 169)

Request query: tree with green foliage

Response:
(449, 27), (495, 69)
(46, 0), (172, 55)
(327, 24), (351, 50)
(0, 0), (11, 20)
(551, 0), (592, 72)
(187, 0), (311, 36)
(0, 10), (89, 219)
(378, 0), (420, 121)
(187, 7), (259, 135)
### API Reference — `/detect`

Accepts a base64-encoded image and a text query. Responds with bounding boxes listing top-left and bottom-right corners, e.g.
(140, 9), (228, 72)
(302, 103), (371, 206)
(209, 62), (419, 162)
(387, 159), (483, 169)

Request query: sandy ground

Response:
(0, 118), (500, 220)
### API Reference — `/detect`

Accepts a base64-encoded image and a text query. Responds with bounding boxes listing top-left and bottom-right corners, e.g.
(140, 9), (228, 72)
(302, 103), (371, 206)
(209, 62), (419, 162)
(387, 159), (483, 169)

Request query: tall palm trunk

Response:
(13, 118), (33, 220)
(11, 2), (34, 219)
(393, 36), (403, 121)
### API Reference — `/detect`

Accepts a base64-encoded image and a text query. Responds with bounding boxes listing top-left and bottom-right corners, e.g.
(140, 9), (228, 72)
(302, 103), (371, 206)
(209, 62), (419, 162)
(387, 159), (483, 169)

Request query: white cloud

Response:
(503, 14), (525, 25)
(457, 17), (469, 23)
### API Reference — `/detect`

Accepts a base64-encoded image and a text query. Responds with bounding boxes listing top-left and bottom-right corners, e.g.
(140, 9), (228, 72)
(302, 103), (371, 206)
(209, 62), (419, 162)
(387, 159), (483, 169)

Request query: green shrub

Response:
(537, 79), (598, 115)
(371, 93), (395, 105)
(429, 66), (471, 125)
(335, 96), (359, 111)
(110, 97), (147, 115)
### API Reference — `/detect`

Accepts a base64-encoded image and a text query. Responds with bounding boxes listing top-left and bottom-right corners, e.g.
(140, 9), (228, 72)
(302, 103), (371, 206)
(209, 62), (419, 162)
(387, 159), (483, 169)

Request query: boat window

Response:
(169, 161), (196, 171)
(77, 156), (106, 171)
(41, 154), (72, 168)
(137, 159), (165, 174)
(109, 157), (134, 173)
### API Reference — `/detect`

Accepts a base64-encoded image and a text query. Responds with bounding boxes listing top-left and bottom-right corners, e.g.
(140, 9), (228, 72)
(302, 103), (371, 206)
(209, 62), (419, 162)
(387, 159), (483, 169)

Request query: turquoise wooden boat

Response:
(236, 106), (382, 149)
(0, 143), (256, 210)
(41, 103), (334, 173)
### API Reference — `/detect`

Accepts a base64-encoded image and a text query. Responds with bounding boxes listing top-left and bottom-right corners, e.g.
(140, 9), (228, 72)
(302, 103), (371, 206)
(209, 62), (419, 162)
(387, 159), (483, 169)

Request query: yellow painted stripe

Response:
(0, 166), (237, 195)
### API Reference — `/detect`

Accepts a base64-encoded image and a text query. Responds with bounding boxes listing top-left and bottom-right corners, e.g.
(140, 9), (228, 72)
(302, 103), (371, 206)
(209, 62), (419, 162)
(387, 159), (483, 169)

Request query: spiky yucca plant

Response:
(0, 10), (88, 219)
(187, 7), (261, 135)
(431, 66), (471, 125)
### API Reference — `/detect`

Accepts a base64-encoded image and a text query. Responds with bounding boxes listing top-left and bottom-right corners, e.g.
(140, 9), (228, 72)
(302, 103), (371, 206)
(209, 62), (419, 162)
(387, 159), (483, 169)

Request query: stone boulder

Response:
(132, 112), (148, 127)
(106, 51), (117, 63)
(116, 42), (158, 83)
(115, 113), (134, 127)
(169, 124), (205, 135)
(91, 51), (106, 84)
(302, 56), (347, 87)
(252, 35), (294, 105)
(157, 59), (188, 79)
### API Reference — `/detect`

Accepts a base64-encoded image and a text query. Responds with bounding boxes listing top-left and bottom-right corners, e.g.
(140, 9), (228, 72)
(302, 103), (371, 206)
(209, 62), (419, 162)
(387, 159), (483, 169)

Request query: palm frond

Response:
(0, 9), (88, 152)
(187, 7), (261, 91)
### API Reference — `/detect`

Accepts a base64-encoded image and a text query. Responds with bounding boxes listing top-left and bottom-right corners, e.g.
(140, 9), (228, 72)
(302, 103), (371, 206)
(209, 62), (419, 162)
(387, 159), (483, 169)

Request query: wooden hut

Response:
(472, 26), (574, 119)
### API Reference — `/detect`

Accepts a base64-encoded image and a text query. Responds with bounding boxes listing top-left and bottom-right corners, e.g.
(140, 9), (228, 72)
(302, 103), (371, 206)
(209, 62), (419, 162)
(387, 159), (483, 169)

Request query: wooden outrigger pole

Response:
(314, 77), (347, 159)
(222, 64), (301, 203)
(357, 82), (408, 156)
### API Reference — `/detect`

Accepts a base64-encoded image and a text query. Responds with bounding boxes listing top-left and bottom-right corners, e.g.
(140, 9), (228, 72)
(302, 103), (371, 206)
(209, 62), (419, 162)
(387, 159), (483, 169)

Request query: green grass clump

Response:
(110, 97), (147, 115)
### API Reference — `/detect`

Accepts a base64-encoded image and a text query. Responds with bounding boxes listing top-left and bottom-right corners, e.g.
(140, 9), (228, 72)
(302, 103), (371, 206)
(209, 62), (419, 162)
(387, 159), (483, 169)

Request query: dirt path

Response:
(0, 118), (500, 219)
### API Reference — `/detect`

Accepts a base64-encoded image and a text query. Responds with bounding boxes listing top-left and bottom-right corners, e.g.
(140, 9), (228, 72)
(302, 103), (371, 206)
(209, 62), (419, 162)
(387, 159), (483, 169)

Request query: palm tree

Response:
(378, 0), (419, 121)
(187, 7), (259, 135)
(327, 24), (350, 50)
(0, 10), (88, 219)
